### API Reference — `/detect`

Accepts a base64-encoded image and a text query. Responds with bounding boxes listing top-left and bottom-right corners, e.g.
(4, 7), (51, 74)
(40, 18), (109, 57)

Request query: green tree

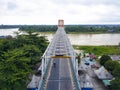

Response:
(0, 48), (31, 90)
(0, 31), (48, 90)
(0, 45), (42, 90)
(104, 60), (119, 74)
(112, 65), (120, 77)
(76, 53), (81, 64)
(22, 45), (42, 68)
(110, 78), (120, 90)
(100, 55), (111, 66)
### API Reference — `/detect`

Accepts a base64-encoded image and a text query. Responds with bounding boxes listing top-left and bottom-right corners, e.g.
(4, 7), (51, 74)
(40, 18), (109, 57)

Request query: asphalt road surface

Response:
(45, 58), (74, 90)
(45, 28), (75, 90)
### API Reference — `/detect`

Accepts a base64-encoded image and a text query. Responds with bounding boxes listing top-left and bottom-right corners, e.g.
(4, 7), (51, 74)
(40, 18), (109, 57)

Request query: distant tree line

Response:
(0, 25), (120, 33)
(65, 25), (120, 33)
(0, 25), (20, 29)
(0, 31), (48, 90)
(19, 25), (57, 32)
(19, 25), (120, 33)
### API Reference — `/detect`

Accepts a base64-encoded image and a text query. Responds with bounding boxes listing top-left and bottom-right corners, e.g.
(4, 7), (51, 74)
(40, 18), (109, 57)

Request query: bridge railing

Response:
(59, 28), (81, 90)
(38, 28), (66, 89)
(28, 28), (81, 90)
(64, 30), (81, 90)
(38, 30), (59, 90)
(27, 29), (59, 89)
(68, 47), (81, 90)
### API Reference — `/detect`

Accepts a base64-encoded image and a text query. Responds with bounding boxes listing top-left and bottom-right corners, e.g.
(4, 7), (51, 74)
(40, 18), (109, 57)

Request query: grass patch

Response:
(73, 45), (120, 56)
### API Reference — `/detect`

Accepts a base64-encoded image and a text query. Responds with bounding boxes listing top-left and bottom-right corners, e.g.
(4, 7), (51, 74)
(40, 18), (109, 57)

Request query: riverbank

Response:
(73, 45), (120, 56)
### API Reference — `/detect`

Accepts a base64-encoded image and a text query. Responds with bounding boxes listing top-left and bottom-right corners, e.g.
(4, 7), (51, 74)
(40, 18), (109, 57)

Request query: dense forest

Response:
(0, 25), (120, 33)
(0, 31), (48, 90)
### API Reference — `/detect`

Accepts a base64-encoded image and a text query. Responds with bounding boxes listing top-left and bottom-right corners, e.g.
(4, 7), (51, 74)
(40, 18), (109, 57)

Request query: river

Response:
(0, 28), (120, 45)
(0, 28), (19, 36)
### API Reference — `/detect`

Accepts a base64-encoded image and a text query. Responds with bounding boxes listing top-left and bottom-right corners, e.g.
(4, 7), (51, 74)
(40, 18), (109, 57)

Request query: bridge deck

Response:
(45, 58), (74, 90)
(45, 28), (75, 90)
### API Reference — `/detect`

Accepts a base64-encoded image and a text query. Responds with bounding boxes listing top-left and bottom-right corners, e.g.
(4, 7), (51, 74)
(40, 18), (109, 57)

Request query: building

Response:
(94, 66), (113, 80)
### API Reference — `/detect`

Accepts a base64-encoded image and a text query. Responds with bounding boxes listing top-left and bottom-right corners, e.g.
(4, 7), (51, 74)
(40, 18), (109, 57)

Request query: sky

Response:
(0, 0), (120, 25)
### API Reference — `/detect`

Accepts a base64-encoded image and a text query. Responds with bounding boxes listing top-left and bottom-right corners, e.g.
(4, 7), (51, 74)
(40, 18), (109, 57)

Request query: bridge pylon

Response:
(58, 19), (64, 27)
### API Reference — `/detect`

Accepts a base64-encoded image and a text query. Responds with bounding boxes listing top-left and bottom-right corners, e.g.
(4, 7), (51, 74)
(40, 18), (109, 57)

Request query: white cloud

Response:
(0, 0), (120, 24)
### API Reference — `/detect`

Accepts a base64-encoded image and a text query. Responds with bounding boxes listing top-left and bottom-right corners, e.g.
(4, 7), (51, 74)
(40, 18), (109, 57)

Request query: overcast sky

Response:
(0, 0), (120, 25)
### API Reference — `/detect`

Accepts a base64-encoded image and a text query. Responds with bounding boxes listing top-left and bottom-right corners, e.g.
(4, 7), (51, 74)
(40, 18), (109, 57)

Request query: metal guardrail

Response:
(64, 29), (81, 90)
(60, 27), (81, 90)
(70, 58), (81, 90)
(37, 29), (61, 90)
(39, 59), (51, 90)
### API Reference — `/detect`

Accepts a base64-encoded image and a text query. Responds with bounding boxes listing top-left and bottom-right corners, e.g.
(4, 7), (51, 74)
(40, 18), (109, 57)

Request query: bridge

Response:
(27, 20), (81, 90)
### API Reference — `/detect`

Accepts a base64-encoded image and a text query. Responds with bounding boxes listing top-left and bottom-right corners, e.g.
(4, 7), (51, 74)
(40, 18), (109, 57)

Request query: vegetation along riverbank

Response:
(73, 45), (120, 56)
